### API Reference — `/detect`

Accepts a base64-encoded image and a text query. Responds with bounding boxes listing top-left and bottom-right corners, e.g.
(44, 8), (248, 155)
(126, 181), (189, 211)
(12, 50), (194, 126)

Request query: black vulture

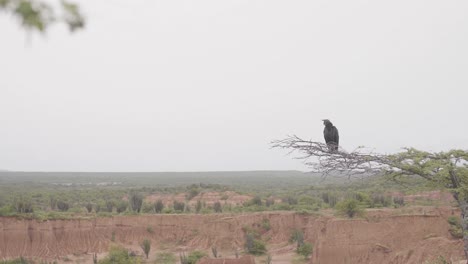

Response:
(322, 119), (339, 151)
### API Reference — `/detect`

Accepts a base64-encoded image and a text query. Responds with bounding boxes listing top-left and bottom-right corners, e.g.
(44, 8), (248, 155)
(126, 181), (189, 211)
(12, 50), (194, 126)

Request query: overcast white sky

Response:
(1, 0), (467, 172)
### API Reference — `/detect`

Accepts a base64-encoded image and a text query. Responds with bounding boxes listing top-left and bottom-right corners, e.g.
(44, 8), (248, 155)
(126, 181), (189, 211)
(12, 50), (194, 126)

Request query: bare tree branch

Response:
(271, 135), (391, 177)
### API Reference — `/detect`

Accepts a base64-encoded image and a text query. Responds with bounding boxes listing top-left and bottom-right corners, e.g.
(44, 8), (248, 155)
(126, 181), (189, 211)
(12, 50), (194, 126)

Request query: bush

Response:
(129, 192), (143, 213)
(249, 196), (262, 206)
(187, 251), (206, 264)
(393, 196), (405, 207)
(14, 197), (34, 213)
(261, 218), (271, 231)
(290, 229), (304, 247)
(56, 200), (69, 212)
(245, 233), (266, 255)
(105, 200), (115, 212)
(116, 200), (128, 213)
(213, 201), (222, 213)
(0, 205), (15, 216)
(447, 216), (463, 239)
(195, 200), (202, 213)
(352, 192), (372, 208)
(98, 245), (140, 264)
(297, 242), (313, 259)
(335, 199), (364, 218)
(370, 193), (392, 208)
(85, 203), (93, 213)
(173, 201), (185, 212)
(154, 200), (164, 213)
(140, 239), (151, 259)
(49, 196), (57, 210)
(265, 198), (275, 207)
(180, 251), (207, 264)
(321, 191), (338, 207)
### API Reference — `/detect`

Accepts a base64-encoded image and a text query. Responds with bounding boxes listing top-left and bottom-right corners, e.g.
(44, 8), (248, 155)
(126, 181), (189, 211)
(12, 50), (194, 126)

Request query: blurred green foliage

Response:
(0, 0), (84, 32)
(448, 215), (463, 239)
(335, 199), (364, 218)
(98, 245), (141, 264)
(297, 242), (313, 259)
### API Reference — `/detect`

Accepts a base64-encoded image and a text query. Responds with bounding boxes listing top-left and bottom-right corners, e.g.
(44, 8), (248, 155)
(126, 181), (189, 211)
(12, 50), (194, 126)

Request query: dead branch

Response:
(271, 135), (390, 177)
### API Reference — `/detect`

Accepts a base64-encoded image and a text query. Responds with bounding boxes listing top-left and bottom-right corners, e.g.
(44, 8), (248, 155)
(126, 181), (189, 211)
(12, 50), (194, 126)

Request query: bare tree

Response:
(272, 135), (468, 260)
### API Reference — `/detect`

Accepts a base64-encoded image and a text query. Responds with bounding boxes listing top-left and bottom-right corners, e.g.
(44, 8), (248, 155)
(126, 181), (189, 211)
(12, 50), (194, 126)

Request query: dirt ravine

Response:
(0, 207), (464, 263)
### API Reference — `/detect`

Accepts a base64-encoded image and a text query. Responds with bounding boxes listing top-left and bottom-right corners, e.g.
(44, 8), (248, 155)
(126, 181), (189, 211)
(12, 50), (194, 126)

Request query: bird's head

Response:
(322, 119), (332, 126)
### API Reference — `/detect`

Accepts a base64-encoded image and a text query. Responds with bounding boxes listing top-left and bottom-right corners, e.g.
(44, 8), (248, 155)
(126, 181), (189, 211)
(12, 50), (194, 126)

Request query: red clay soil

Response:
(0, 206), (464, 263)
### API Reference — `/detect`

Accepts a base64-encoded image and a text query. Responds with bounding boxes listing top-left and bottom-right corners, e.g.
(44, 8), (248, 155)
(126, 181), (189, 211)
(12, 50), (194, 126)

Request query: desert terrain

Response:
(0, 206), (463, 264)
(0, 171), (464, 263)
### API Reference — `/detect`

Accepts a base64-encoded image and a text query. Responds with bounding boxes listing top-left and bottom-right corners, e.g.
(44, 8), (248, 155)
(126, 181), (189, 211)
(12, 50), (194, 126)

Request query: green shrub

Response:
(195, 200), (202, 213)
(173, 201), (185, 212)
(98, 245), (140, 264)
(213, 201), (222, 213)
(154, 200), (164, 213)
(116, 200), (128, 213)
(250, 196), (263, 206)
(392, 196), (405, 207)
(447, 216), (463, 239)
(14, 197), (34, 213)
(335, 199), (364, 218)
(262, 218), (271, 231)
(187, 251), (206, 264)
(129, 192), (143, 213)
(321, 191), (338, 207)
(370, 193), (392, 208)
(105, 200), (115, 212)
(85, 203), (93, 213)
(297, 242), (313, 259)
(146, 226), (154, 234)
(140, 239), (151, 259)
(245, 233), (266, 255)
(352, 192), (372, 208)
(448, 215), (460, 226)
(56, 200), (69, 212)
(0, 205), (14, 216)
(289, 229), (304, 247)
